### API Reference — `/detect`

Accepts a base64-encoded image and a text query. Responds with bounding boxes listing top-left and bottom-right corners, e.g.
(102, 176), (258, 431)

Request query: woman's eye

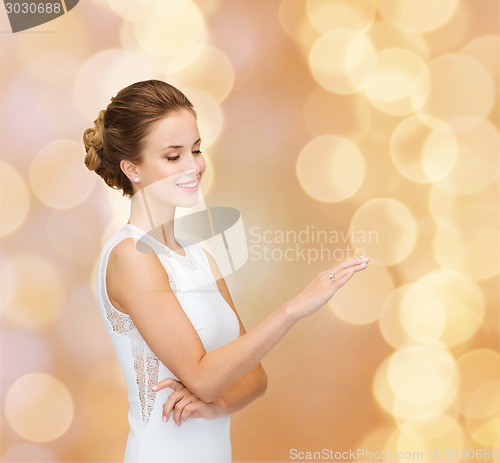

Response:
(192, 150), (202, 156)
(166, 155), (181, 161)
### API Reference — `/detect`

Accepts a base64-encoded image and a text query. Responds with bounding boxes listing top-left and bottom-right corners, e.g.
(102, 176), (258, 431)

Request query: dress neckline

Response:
(124, 223), (190, 259)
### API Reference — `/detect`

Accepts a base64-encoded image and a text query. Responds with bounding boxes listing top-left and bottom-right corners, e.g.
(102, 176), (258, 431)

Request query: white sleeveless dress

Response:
(96, 223), (240, 463)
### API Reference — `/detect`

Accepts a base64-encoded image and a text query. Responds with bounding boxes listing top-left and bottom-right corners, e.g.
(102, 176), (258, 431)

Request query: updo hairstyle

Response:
(83, 80), (195, 197)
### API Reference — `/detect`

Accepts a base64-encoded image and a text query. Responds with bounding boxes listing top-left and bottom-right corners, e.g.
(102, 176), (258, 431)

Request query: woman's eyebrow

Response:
(162, 138), (201, 150)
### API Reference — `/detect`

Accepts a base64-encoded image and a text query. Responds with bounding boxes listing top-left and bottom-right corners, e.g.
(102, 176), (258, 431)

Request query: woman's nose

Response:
(186, 153), (203, 175)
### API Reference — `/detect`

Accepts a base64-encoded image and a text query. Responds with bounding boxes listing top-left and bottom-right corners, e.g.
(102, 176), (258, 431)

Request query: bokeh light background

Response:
(1, 0), (499, 461)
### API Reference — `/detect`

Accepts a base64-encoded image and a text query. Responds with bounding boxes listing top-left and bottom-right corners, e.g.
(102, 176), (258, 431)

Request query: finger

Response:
(173, 395), (196, 426)
(180, 401), (197, 422)
(332, 263), (366, 289)
(152, 377), (184, 393)
(330, 256), (369, 275)
(320, 257), (367, 279)
(162, 390), (185, 422)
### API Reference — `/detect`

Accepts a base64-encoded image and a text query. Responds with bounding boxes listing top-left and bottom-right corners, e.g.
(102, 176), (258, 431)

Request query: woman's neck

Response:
(128, 190), (179, 250)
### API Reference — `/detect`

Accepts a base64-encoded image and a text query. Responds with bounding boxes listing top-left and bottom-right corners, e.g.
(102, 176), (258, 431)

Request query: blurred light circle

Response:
(357, 425), (397, 459)
(390, 115), (459, 184)
(364, 48), (430, 116)
(399, 288), (446, 345)
(17, 13), (89, 84)
(465, 380), (500, 420)
(377, 0), (459, 34)
(302, 88), (372, 140)
(465, 386), (500, 448)
(200, 153), (214, 194)
(0, 161), (30, 238)
(466, 414), (500, 449)
(5, 373), (74, 442)
(423, 1), (469, 56)
(435, 118), (500, 195)
(73, 48), (157, 121)
(399, 284), (446, 343)
(203, 7), (258, 84)
(392, 381), (459, 423)
(165, 45), (235, 103)
(388, 342), (457, 405)
(329, 264), (394, 324)
(349, 198), (417, 265)
(309, 29), (377, 94)
(296, 135), (365, 203)
(133, 2), (206, 58)
(397, 420), (463, 460)
(372, 357), (395, 415)
(306, 0), (376, 34)
(119, 16), (178, 68)
(102, 186), (131, 241)
(183, 88), (224, 149)
(420, 53), (495, 122)
(461, 35), (500, 84)
(418, 269), (484, 347)
(395, 430), (427, 459)
(195, 0), (222, 16)
(379, 286), (410, 349)
(383, 429), (400, 459)
(4, 253), (65, 330)
(368, 22), (429, 59)
(433, 225), (499, 281)
(456, 349), (500, 417)
(278, 0), (320, 47)
(428, 185), (498, 236)
(28, 139), (97, 209)
(106, 0), (186, 21)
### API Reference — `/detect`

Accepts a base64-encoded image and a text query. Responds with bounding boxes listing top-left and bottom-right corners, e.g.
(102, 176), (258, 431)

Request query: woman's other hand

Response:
(152, 378), (223, 426)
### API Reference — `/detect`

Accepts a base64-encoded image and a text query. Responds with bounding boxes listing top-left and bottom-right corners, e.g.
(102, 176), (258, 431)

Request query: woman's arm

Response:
(157, 248), (267, 420)
(153, 362), (266, 426)
(204, 249), (268, 412)
(215, 363), (267, 414)
(107, 238), (368, 403)
(156, 251), (267, 423)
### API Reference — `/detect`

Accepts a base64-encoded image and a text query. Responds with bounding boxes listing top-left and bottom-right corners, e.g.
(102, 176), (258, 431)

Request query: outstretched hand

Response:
(287, 256), (369, 320)
(152, 257), (369, 424)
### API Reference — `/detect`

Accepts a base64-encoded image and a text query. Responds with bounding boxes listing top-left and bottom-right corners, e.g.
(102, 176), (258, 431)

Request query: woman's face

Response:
(136, 109), (206, 208)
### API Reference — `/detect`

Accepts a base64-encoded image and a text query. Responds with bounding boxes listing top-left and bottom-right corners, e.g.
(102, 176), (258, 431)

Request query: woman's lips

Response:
(176, 180), (199, 192)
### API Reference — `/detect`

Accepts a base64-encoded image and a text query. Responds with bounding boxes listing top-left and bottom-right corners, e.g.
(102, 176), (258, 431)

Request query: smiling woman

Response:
(82, 80), (368, 463)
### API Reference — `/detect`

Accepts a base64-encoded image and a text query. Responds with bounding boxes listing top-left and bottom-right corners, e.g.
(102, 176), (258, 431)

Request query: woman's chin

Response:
(175, 192), (201, 209)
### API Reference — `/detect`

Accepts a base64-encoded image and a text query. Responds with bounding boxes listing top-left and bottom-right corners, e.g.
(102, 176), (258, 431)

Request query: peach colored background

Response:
(1, 0), (499, 462)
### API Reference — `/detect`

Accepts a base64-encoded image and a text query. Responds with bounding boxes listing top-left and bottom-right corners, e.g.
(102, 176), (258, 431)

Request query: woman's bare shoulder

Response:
(106, 238), (171, 311)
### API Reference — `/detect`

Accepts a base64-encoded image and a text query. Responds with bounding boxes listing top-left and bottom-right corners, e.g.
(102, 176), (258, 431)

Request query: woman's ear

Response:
(120, 160), (140, 183)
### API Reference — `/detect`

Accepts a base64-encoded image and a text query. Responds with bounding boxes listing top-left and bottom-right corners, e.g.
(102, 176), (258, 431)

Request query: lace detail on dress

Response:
(134, 352), (160, 422)
(98, 229), (179, 425)
(101, 285), (159, 425)
(167, 272), (177, 292)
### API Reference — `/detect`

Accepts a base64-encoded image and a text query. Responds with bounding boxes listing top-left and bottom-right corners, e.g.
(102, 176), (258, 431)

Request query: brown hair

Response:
(83, 80), (195, 197)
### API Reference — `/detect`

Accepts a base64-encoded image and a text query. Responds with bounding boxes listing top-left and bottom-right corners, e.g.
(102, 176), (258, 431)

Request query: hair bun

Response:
(82, 80), (194, 197)
(83, 110), (105, 172)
